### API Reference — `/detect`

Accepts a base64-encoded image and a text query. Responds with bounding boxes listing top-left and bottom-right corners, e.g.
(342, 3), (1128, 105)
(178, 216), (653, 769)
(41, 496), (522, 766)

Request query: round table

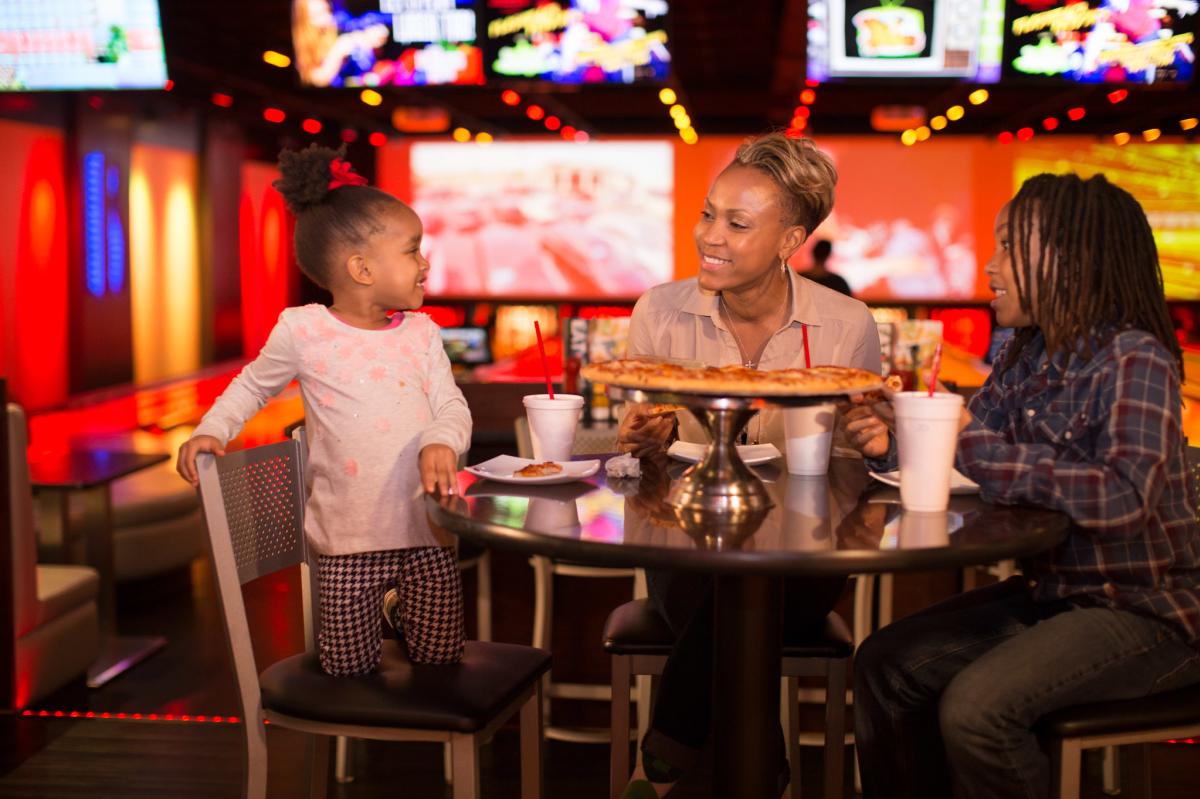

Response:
(427, 454), (1071, 797)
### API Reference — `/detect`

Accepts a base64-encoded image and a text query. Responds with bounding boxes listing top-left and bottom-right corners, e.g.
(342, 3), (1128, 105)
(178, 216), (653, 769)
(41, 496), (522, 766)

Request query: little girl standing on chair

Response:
(177, 144), (472, 676)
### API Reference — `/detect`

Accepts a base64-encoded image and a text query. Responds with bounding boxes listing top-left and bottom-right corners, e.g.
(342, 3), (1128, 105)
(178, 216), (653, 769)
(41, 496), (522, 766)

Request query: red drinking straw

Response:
(801, 323), (811, 368)
(928, 342), (943, 397)
(534, 320), (554, 399)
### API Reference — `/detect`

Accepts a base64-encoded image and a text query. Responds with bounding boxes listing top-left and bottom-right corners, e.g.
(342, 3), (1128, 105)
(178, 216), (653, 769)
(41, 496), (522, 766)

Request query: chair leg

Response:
(245, 713), (269, 799)
(476, 551), (493, 642)
(877, 573), (894, 629)
(611, 654), (633, 799)
(521, 682), (545, 799)
(824, 659), (848, 799)
(635, 674), (652, 751)
(531, 556), (554, 724)
(307, 734), (330, 798)
(853, 575), (875, 646)
(450, 732), (481, 799)
(333, 735), (353, 783)
(783, 675), (801, 799)
(443, 742), (453, 785)
(1102, 745), (1121, 795)
(1056, 739), (1084, 799)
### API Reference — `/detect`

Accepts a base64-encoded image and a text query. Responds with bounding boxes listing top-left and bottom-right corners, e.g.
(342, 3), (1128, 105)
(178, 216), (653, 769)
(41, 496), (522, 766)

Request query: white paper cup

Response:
(783, 403), (836, 475)
(893, 391), (965, 512)
(783, 475), (831, 550)
(897, 510), (951, 549)
(523, 394), (584, 461)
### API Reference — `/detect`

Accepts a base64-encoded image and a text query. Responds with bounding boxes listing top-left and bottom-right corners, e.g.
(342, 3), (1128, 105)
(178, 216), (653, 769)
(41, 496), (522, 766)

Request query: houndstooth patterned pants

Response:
(317, 547), (464, 676)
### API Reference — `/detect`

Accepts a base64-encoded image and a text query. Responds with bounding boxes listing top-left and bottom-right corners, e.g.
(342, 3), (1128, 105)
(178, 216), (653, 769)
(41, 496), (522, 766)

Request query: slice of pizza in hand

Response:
(514, 461), (564, 478)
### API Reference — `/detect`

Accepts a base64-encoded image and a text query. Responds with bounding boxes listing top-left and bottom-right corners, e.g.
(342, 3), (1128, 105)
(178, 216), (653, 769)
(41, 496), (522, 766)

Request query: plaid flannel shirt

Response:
(960, 329), (1200, 646)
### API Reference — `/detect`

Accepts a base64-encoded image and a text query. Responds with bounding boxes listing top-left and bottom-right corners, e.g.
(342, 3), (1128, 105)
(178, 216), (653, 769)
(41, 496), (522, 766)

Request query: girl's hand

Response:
(177, 435), (226, 486)
(617, 403), (676, 458)
(921, 370), (973, 433)
(420, 443), (459, 496)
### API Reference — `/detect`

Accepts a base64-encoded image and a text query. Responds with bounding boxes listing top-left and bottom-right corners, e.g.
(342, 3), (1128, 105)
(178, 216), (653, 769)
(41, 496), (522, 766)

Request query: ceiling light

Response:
(658, 88), (677, 105)
(263, 51), (291, 68)
(360, 89), (383, 107)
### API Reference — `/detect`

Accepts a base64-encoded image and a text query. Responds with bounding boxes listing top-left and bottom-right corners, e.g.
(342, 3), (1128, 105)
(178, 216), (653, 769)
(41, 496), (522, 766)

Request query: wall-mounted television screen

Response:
(0, 0), (168, 90)
(1004, 0), (1195, 84)
(439, 326), (493, 364)
(410, 140), (673, 299)
(292, 0), (484, 87)
(1014, 141), (1200, 299)
(484, 0), (670, 83)
(807, 0), (1005, 82)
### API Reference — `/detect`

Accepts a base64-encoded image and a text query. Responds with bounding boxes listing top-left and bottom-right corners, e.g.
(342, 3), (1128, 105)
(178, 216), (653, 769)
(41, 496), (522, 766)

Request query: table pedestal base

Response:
(713, 574), (783, 798)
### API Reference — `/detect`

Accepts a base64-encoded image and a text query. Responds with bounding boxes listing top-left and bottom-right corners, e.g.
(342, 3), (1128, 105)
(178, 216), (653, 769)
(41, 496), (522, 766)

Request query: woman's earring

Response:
(781, 256), (789, 273)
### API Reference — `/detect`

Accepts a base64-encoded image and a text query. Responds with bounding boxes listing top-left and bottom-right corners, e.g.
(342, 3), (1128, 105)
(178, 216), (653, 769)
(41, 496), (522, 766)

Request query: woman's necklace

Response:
(720, 300), (757, 368)
(719, 277), (792, 369)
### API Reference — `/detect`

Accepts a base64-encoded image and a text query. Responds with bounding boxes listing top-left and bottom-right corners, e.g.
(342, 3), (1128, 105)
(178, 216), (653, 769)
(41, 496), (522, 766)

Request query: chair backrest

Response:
(5, 405), (39, 639)
(196, 438), (307, 728)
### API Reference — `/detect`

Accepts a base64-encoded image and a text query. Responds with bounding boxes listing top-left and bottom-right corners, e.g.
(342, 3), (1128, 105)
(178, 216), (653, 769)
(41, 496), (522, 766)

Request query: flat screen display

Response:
(292, 0), (484, 87)
(807, 0), (1005, 81)
(1004, 0), (1196, 84)
(0, 0), (168, 90)
(484, 0), (670, 83)
(410, 140), (673, 299)
(1014, 142), (1200, 299)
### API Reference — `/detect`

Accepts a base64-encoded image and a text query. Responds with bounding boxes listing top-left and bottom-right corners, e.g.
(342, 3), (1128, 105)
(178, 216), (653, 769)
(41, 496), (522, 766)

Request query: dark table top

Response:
(29, 449), (171, 490)
(427, 454), (1071, 577)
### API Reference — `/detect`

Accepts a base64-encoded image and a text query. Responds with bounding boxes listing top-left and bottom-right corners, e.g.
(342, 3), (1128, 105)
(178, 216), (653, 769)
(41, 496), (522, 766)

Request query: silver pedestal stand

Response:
(608, 386), (842, 548)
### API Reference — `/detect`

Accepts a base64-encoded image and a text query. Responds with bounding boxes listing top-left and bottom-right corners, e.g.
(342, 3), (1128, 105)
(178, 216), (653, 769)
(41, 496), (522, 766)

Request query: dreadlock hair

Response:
(272, 143), (405, 289)
(1003, 172), (1182, 375)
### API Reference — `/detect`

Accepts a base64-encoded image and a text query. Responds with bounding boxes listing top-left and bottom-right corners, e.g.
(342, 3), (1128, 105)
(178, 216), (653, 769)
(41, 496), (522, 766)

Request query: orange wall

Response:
(0, 120), (69, 410)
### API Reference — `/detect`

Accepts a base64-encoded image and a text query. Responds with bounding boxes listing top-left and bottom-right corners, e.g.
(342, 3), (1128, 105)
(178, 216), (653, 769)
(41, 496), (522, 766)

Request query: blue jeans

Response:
(854, 576), (1200, 799)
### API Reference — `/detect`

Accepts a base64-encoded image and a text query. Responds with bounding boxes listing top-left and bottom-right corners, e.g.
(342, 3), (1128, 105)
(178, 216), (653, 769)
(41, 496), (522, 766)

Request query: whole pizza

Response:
(581, 358), (883, 397)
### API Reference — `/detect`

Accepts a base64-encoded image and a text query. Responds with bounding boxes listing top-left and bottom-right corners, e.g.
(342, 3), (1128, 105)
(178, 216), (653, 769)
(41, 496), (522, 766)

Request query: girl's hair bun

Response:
(273, 143), (345, 215)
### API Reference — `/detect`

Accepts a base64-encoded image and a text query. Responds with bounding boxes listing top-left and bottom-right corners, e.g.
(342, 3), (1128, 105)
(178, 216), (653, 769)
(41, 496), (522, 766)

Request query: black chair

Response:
(603, 598), (853, 799)
(196, 437), (550, 798)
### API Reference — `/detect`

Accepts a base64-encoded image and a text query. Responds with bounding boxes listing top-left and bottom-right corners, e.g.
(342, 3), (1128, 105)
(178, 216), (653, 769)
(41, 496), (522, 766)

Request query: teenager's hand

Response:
(617, 403), (676, 458)
(420, 443), (459, 496)
(177, 435), (226, 486)
(839, 387), (898, 460)
(921, 370), (974, 433)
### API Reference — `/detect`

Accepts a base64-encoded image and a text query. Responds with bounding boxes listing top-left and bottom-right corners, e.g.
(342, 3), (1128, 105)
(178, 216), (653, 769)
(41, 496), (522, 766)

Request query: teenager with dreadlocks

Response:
(841, 172), (1200, 799)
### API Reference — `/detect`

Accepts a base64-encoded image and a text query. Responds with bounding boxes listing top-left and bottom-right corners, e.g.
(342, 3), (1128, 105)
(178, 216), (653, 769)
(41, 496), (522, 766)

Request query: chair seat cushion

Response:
(602, 599), (854, 659)
(111, 461), (200, 528)
(1038, 682), (1200, 739)
(259, 640), (550, 733)
(34, 564), (99, 629)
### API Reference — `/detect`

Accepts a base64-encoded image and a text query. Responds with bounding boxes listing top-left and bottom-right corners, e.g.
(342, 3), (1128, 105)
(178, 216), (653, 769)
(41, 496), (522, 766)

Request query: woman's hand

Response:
(617, 403), (676, 458)
(176, 435), (226, 486)
(419, 444), (459, 496)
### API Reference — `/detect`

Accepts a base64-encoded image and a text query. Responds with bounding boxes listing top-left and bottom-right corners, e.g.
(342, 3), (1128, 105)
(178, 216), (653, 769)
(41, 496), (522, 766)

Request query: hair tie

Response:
(328, 158), (368, 190)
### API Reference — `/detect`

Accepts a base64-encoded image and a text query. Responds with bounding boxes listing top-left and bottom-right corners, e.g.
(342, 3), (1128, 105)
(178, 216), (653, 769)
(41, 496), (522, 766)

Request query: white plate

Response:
(667, 440), (782, 466)
(465, 455), (601, 485)
(868, 468), (981, 494)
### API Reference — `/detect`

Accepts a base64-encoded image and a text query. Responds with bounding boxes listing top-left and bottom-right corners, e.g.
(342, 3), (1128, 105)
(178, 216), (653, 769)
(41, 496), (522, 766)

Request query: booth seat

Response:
(7, 404), (100, 707)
